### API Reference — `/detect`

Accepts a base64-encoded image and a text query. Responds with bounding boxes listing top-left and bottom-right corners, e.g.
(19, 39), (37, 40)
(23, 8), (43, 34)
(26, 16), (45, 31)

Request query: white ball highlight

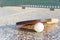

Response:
(34, 22), (44, 32)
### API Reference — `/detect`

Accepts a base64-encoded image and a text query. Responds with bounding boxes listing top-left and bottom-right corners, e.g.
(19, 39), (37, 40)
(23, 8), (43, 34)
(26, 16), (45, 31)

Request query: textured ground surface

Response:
(0, 7), (60, 40)
(0, 24), (60, 40)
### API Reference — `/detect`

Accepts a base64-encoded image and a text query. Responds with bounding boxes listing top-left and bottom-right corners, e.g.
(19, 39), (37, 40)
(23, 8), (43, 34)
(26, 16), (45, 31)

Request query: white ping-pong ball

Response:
(34, 22), (44, 32)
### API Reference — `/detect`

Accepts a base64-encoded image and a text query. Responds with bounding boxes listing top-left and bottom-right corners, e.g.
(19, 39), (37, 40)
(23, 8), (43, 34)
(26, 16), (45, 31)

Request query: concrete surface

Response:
(0, 7), (60, 40)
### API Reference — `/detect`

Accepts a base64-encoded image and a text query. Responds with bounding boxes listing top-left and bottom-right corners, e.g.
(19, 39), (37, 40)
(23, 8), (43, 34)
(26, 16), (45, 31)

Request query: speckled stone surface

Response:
(0, 24), (60, 40)
(0, 25), (44, 40)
